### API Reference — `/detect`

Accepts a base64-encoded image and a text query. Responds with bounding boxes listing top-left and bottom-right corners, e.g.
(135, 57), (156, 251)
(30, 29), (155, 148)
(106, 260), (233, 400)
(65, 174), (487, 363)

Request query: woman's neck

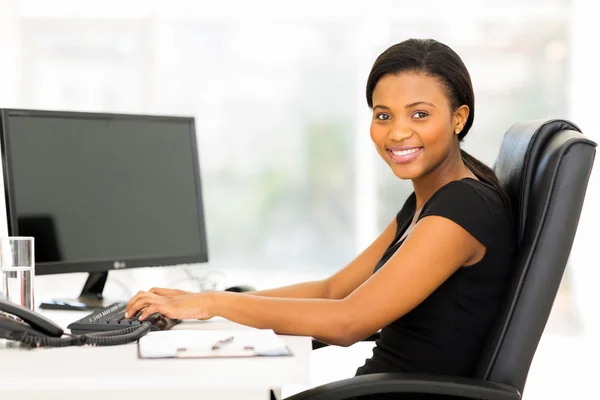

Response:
(411, 159), (476, 209)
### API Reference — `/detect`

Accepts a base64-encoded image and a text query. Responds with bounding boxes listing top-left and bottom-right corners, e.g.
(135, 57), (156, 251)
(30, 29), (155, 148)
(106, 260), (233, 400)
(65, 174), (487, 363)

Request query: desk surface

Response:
(0, 309), (311, 400)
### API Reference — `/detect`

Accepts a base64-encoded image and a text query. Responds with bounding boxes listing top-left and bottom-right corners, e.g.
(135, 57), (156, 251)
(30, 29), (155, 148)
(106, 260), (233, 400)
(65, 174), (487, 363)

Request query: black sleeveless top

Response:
(356, 178), (516, 381)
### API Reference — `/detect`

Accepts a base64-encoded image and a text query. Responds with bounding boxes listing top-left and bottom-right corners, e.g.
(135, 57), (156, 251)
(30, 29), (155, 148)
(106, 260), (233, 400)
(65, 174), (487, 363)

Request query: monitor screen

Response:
(1, 110), (208, 275)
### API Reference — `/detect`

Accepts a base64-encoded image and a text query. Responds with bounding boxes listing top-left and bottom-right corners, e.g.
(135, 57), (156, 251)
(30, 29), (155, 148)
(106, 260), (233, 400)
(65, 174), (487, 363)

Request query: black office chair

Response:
(291, 119), (597, 399)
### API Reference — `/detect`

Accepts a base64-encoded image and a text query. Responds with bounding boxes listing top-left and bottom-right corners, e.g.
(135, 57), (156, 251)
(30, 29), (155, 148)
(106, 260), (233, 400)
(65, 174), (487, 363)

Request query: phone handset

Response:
(0, 298), (63, 336)
(0, 298), (149, 347)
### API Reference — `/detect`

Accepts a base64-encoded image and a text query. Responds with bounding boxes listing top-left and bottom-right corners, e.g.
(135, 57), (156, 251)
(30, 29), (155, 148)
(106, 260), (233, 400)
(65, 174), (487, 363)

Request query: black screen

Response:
(5, 113), (205, 268)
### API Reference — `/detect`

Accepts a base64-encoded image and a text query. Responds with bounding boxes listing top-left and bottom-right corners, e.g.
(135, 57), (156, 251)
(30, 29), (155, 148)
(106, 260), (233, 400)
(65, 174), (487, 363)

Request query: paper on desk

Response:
(137, 329), (293, 359)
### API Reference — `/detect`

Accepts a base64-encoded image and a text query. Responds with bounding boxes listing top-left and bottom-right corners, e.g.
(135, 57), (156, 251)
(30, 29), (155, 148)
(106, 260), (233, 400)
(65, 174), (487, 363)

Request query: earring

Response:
(455, 128), (461, 134)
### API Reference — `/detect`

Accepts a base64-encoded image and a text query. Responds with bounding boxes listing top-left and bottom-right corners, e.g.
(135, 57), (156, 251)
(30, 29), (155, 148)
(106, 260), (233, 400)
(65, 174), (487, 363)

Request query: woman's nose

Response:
(388, 127), (413, 142)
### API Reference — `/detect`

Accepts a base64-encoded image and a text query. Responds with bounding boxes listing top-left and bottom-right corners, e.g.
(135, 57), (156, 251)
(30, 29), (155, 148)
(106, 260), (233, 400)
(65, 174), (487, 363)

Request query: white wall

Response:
(567, 0), (600, 340)
(0, 0), (19, 237)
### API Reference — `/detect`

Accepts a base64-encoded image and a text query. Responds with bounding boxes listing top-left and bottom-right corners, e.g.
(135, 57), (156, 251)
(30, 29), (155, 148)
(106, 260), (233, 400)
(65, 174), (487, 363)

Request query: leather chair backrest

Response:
(472, 120), (597, 393)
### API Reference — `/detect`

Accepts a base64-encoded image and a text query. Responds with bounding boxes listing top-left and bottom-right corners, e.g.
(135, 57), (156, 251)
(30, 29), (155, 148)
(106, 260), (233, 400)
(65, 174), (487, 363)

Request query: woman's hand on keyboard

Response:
(148, 287), (191, 297)
(125, 290), (213, 321)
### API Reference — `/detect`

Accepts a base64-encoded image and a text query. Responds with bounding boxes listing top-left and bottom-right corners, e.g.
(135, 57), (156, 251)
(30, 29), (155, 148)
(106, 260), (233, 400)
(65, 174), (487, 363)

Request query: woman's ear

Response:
(453, 105), (470, 134)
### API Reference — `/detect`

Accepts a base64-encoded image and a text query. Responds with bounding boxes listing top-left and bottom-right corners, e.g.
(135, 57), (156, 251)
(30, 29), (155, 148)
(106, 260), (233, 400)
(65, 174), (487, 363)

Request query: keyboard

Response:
(67, 303), (180, 335)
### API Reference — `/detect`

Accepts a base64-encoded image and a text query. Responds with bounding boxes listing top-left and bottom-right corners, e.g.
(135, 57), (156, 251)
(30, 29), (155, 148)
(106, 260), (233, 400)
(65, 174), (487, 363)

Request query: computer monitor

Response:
(0, 109), (209, 310)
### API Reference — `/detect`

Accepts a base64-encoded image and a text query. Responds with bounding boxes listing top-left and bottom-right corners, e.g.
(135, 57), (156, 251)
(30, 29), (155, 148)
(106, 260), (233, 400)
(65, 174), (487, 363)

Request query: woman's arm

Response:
(212, 215), (484, 345)
(146, 218), (399, 301)
(246, 280), (329, 299)
(247, 217), (399, 300)
(321, 217), (398, 299)
(213, 293), (347, 345)
(127, 215), (484, 347)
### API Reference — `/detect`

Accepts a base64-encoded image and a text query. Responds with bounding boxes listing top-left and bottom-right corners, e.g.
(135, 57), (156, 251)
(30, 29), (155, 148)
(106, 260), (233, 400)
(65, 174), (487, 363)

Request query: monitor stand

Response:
(39, 271), (121, 311)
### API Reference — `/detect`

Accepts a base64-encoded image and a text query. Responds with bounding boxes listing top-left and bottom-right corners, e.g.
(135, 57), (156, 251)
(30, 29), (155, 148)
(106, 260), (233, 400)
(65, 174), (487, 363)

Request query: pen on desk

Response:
(211, 335), (235, 351)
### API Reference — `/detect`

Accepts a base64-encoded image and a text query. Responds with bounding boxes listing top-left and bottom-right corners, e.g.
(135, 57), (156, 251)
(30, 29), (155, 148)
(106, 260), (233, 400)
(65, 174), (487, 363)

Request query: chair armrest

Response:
(285, 372), (520, 400)
(312, 332), (380, 350)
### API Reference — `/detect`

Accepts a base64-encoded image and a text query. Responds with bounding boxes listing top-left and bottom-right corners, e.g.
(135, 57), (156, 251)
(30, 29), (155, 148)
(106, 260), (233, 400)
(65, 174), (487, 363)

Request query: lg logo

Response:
(113, 261), (126, 269)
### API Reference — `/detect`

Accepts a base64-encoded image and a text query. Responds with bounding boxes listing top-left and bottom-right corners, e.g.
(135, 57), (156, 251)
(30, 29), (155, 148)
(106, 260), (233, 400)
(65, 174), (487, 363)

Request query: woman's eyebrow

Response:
(373, 102), (436, 111)
(405, 101), (436, 109)
(373, 105), (390, 111)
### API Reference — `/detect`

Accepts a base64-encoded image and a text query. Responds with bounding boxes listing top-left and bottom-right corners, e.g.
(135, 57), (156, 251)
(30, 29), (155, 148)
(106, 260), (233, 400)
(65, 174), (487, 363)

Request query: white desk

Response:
(0, 309), (312, 400)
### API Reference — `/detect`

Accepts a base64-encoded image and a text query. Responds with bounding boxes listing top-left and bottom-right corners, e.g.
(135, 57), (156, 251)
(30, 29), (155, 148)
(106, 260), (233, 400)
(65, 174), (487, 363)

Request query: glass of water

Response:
(0, 237), (35, 311)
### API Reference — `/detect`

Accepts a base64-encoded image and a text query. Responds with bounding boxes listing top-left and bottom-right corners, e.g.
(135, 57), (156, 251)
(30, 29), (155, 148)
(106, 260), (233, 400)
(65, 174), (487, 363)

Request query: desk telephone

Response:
(0, 298), (149, 347)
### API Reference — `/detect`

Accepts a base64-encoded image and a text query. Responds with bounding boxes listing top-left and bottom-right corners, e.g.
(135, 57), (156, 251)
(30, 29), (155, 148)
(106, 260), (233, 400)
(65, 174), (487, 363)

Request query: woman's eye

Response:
(412, 111), (428, 119)
(376, 113), (391, 121)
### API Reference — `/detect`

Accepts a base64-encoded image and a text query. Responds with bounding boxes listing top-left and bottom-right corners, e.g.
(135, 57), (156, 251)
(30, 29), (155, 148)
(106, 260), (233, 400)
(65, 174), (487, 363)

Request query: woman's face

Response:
(370, 72), (468, 181)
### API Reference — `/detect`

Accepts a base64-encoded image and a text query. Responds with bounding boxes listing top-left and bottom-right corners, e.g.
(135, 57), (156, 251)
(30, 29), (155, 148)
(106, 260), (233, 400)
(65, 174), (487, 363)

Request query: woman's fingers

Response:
(148, 287), (188, 297)
(139, 304), (161, 321)
(126, 291), (157, 318)
(125, 291), (145, 317)
(148, 287), (172, 296)
(126, 288), (190, 318)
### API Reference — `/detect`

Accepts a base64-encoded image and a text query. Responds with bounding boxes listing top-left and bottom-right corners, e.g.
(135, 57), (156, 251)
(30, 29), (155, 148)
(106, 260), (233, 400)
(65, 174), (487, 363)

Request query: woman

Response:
(126, 38), (516, 394)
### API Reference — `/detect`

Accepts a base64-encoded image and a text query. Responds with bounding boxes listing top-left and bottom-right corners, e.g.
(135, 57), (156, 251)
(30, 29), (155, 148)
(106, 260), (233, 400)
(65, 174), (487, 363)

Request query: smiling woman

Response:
(126, 38), (517, 400)
(366, 40), (510, 209)
(370, 73), (470, 177)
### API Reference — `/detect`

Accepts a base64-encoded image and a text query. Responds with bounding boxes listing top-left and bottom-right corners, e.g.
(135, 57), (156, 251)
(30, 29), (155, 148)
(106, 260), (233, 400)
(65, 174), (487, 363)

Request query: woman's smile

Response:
(387, 146), (424, 164)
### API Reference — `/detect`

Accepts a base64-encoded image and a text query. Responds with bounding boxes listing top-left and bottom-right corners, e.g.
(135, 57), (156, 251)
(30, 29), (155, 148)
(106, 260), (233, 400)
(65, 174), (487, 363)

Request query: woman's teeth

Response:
(391, 148), (420, 156)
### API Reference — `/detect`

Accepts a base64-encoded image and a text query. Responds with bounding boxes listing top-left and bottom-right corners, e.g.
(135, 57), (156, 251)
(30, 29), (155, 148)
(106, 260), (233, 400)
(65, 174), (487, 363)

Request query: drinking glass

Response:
(0, 237), (35, 310)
